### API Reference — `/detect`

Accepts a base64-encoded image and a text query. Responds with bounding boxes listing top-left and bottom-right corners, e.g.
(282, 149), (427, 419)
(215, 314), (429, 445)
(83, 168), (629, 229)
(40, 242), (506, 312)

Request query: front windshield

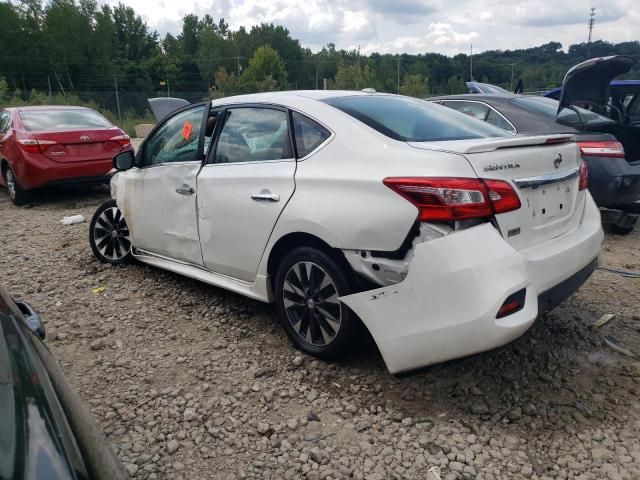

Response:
(511, 96), (616, 128)
(322, 95), (509, 142)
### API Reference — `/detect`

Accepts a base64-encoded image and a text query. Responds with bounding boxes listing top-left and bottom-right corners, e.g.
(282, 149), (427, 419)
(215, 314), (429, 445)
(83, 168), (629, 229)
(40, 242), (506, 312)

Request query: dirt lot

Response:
(1, 187), (639, 480)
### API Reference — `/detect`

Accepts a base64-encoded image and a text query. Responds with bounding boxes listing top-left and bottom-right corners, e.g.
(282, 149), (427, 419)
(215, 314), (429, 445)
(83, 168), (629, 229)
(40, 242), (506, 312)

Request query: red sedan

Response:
(0, 106), (132, 205)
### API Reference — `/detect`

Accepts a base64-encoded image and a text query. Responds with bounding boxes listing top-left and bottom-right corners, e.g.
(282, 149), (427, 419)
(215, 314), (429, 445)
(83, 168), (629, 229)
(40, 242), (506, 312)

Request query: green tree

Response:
(400, 73), (428, 98)
(0, 77), (9, 101)
(446, 75), (466, 94)
(241, 45), (287, 91)
(333, 62), (375, 90)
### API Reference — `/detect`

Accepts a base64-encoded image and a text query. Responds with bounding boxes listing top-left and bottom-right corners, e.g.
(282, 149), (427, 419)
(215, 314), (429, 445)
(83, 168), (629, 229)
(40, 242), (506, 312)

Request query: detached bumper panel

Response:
(340, 223), (536, 374)
(340, 195), (603, 374)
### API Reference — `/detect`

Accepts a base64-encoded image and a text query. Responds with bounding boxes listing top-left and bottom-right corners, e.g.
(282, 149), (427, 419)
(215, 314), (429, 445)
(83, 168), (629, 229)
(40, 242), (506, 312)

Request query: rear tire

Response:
(4, 166), (32, 206)
(274, 246), (361, 360)
(89, 199), (133, 264)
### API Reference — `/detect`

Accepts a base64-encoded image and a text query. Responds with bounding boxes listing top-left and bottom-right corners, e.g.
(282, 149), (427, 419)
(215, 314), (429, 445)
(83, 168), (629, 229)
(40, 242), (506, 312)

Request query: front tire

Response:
(275, 246), (361, 360)
(89, 199), (133, 264)
(4, 166), (32, 206)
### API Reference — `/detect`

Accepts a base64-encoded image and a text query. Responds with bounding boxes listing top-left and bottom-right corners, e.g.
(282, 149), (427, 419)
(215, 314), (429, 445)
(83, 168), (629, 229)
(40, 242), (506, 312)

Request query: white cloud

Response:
(360, 23), (478, 55)
(106, 0), (639, 55)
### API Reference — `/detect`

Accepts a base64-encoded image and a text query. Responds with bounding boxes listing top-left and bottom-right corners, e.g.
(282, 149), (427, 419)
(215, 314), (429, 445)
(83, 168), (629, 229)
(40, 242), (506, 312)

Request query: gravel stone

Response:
(4, 192), (639, 480)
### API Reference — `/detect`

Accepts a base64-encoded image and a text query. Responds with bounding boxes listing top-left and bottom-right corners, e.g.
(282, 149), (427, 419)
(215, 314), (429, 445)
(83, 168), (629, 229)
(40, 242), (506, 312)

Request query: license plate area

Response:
(67, 143), (105, 155)
(522, 180), (576, 227)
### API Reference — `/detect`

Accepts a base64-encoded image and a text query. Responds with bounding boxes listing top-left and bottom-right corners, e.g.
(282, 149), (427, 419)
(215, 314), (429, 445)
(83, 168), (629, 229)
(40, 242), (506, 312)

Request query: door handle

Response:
(251, 193), (280, 202)
(176, 184), (195, 196)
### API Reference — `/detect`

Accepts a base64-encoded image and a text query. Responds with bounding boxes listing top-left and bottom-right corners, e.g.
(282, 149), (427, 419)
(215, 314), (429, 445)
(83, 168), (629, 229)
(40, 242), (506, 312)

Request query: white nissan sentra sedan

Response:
(89, 91), (603, 374)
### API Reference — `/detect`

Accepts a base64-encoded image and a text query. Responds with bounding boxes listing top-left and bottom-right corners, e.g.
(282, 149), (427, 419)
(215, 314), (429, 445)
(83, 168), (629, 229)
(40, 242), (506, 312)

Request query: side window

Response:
(291, 112), (331, 158)
(442, 101), (490, 121)
(0, 112), (10, 134)
(141, 105), (205, 167)
(215, 108), (291, 164)
(486, 109), (515, 133)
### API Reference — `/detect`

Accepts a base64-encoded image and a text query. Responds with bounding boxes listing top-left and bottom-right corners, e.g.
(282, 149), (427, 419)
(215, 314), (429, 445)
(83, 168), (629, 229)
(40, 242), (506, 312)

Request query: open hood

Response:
(148, 97), (190, 122)
(557, 55), (636, 113)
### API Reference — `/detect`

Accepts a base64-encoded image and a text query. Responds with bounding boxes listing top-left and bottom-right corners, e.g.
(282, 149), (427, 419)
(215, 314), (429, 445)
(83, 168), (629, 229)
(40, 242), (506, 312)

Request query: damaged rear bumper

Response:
(340, 196), (603, 374)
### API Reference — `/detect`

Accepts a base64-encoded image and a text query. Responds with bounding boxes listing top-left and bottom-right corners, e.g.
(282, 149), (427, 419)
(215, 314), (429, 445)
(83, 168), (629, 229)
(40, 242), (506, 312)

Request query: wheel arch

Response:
(266, 231), (345, 281)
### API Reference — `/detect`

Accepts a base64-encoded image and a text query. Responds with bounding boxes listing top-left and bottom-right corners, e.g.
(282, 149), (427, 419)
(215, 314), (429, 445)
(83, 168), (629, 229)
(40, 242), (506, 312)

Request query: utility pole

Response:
(47, 76), (52, 97)
(315, 61), (319, 90)
(587, 8), (596, 58)
(114, 77), (122, 126)
(167, 79), (171, 97)
(470, 44), (474, 82)
(397, 55), (400, 94)
(510, 63), (515, 91)
(237, 56), (241, 79)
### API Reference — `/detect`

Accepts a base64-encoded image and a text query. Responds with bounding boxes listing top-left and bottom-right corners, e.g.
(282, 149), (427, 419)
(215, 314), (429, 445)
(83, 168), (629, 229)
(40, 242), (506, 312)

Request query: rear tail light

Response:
(17, 138), (56, 154)
(578, 140), (625, 158)
(383, 177), (521, 222)
(110, 134), (131, 146)
(496, 288), (526, 318)
(578, 161), (588, 191)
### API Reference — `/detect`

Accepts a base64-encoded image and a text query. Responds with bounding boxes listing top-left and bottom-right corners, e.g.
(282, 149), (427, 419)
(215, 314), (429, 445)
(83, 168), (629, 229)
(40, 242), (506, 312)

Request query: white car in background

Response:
(89, 91), (603, 374)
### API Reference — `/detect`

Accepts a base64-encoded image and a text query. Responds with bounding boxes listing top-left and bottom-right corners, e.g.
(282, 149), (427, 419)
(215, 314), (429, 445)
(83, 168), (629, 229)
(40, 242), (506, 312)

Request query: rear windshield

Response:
(19, 109), (112, 131)
(322, 95), (510, 142)
(511, 97), (616, 128)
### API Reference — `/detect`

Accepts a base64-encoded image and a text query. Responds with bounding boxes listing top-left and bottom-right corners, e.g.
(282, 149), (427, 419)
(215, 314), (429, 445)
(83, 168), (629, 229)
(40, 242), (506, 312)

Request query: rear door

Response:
(196, 105), (296, 281)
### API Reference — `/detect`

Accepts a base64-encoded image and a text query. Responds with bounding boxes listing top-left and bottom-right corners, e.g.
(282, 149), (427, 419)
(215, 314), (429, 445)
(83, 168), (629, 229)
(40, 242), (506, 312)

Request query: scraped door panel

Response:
(115, 104), (206, 265)
(117, 164), (203, 264)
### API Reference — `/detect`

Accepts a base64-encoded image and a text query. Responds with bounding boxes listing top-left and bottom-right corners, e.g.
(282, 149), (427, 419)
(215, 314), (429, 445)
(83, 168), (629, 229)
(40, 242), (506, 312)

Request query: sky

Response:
(105, 0), (639, 56)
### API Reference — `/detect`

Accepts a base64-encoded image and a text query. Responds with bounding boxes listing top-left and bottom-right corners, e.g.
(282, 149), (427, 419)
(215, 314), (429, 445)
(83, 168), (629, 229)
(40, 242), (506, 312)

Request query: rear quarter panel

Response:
(260, 105), (479, 274)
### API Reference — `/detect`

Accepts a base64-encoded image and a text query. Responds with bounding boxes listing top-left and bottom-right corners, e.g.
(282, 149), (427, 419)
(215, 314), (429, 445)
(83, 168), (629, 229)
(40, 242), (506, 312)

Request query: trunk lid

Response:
(148, 97), (190, 122)
(409, 134), (586, 250)
(558, 56), (636, 114)
(35, 128), (126, 163)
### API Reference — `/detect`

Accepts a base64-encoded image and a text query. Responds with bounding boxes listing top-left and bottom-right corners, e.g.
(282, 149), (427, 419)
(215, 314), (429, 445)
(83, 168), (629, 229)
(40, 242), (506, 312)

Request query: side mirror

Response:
(16, 300), (46, 340)
(113, 150), (135, 171)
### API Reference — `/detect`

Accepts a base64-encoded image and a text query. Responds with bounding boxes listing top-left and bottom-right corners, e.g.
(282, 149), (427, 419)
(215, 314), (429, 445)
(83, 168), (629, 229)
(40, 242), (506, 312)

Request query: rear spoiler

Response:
(148, 97), (190, 122)
(456, 134), (575, 154)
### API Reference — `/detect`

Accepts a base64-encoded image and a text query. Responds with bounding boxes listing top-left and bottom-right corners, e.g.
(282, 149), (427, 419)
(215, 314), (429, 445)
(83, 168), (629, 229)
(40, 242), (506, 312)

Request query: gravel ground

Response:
(1, 187), (639, 480)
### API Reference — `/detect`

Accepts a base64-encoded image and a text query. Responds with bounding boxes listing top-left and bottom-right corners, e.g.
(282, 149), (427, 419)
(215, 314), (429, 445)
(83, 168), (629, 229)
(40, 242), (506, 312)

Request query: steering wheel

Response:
(578, 100), (623, 123)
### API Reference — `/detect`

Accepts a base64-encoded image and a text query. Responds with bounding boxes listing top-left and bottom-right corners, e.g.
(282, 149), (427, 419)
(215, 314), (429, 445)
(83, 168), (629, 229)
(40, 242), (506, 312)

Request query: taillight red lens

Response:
(17, 138), (56, 154)
(578, 161), (588, 191)
(383, 177), (521, 222)
(483, 179), (522, 214)
(17, 138), (42, 154)
(577, 140), (625, 158)
(110, 134), (131, 146)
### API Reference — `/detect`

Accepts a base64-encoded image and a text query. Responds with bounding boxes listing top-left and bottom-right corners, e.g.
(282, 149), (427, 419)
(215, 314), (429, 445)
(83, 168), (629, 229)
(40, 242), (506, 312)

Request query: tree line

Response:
(1, 0), (639, 113)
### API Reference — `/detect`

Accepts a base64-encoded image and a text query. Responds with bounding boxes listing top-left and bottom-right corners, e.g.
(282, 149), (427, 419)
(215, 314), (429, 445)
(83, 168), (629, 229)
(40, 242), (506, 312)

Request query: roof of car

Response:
(429, 93), (518, 102)
(209, 89), (387, 107)
(11, 105), (95, 112)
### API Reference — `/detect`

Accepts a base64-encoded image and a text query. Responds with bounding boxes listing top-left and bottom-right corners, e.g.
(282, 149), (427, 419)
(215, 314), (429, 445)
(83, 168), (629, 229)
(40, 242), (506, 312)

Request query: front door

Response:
(197, 106), (296, 281)
(116, 104), (207, 265)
